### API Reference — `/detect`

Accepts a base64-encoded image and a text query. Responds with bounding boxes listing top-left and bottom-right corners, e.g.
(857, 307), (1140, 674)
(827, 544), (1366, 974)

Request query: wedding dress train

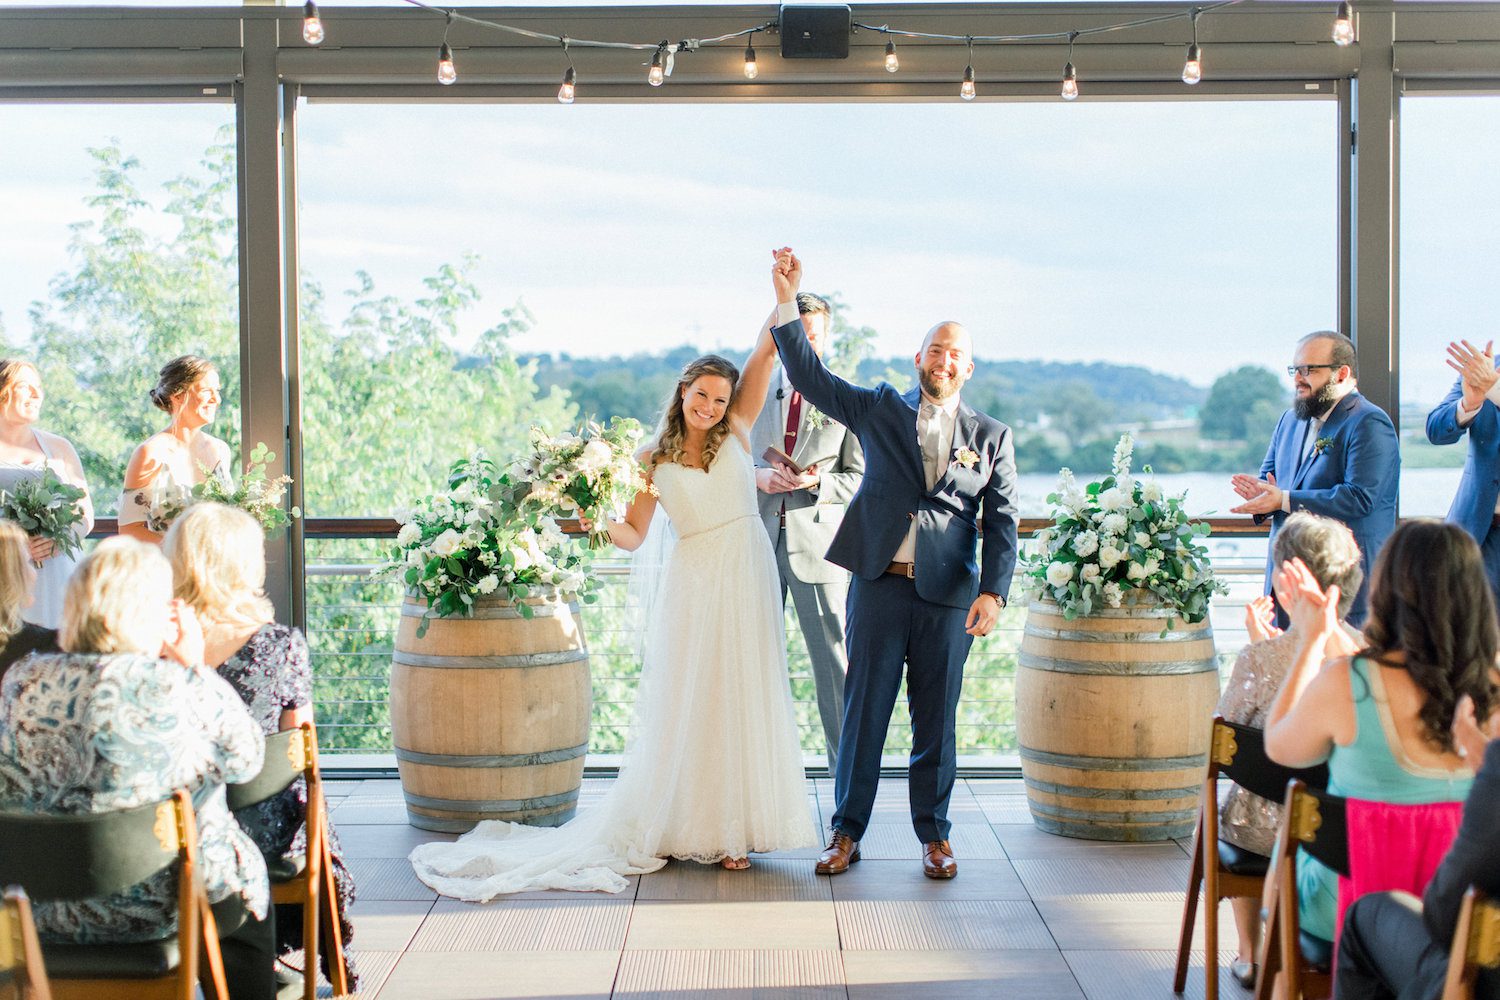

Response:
(410, 435), (818, 900)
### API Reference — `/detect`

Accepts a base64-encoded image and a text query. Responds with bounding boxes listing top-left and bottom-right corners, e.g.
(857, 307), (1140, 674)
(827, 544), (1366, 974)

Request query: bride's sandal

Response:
(720, 856), (751, 871)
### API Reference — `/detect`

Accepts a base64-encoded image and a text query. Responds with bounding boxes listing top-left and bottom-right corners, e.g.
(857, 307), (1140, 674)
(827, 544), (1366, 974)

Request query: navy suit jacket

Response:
(771, 320), (1020, 610)
(1256, 391), (1399, 621)
(1426, 375), (1500, 545)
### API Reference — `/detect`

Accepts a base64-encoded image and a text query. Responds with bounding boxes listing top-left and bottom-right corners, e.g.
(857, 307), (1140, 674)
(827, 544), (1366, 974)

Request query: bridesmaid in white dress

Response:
(411, 316), (819, 900)
(0, 360), (94, 629)
(118, 355), (233, 544)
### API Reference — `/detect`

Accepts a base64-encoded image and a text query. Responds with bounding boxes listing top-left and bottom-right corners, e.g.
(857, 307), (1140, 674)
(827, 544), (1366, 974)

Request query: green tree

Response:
(1201, 365), (1286, 440)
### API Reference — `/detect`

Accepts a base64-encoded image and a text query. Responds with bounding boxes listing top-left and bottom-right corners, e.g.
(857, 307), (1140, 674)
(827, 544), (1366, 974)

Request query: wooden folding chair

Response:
(1442, 887), (1500, 1000)
(0, 886), (52, 1000)
(228, 723), (350, 1000)
(0, 789), (229, 1000)
(1258, 779), (1348, 1000)
(1174, 717), (1329, 999)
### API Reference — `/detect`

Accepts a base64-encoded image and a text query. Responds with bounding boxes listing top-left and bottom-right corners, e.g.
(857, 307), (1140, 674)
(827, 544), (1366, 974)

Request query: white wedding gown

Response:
(410, 435), (818, 900)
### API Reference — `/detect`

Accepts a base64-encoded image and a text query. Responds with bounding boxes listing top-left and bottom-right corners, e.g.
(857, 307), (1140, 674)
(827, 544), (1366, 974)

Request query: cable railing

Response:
(302, 519), (1272, 760)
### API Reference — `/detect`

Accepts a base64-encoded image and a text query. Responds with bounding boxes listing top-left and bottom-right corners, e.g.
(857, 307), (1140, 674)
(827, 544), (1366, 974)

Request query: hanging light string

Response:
(297, 0), (1353, 99)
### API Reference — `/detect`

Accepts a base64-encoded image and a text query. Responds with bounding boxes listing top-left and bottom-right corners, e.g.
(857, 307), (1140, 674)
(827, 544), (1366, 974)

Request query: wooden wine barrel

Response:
(390, 593), (591, 833)
(1016, 593), (1219, 842)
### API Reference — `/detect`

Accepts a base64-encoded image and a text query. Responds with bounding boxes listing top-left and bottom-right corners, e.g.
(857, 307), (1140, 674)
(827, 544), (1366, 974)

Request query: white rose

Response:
(1098, 544), (1125, 570)
(1096, 487), (1127, 512)
(1045, 561), (1074, 588)
(1144, 557), (1161, 577)
(1102, 582), (1124, 608)
(512, 545), (535, 571)
(1127, 560), (1148, 582)
(1071, 531), (1099, 558)
(1080, 563), (1101, 585)
(406, 549), (423, 568)
(463, 508), (482, 525)
(1133, 531), (1151, 548)
(579, 439), (612, 472)
(477, 574), (499, 595)
(397, 523), (421, 546)
(1101, 512), (1128, 536)
(430, 529), (462, 558)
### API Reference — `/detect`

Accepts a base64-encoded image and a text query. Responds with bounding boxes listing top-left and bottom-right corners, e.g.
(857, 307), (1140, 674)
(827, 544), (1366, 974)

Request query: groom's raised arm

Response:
(769, 251), (877, 432)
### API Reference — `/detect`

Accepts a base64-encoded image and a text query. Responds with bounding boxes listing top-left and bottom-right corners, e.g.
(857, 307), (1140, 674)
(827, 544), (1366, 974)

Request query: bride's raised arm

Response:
(727, 307), (779, 432)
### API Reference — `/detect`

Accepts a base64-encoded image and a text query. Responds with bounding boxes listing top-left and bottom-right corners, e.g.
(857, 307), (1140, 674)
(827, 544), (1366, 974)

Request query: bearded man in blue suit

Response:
(1230, 331), (1399, 626)
(1425, 338), (1500, 608)
(767, 248), (1018, 880)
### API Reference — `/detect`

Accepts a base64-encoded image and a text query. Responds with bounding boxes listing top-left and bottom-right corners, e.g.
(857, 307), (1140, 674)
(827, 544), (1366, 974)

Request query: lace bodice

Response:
(650, 436), (759, 539)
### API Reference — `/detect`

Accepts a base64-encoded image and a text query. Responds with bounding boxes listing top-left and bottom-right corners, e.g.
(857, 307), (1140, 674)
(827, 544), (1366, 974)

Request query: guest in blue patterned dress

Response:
(165, 503), (358, 986)
(0, 520), (58, 681)
(0, 536), (277, 1000)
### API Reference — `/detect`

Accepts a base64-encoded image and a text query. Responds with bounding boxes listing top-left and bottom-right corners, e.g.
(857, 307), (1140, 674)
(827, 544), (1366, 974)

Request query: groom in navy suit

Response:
(1230, 331), (1399, 626)
(767, 249), (1019, 879)
(1426, 338), (1500, 609)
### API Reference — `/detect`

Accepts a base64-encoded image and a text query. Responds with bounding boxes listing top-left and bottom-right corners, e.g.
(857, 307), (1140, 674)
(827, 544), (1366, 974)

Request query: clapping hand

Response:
(1273, 557), (1341, 643)
(1244, 595), (1283, 644)
(1446, 339), (1498, 411)
(1230, 472), (1282, 516)
(162, 598), (206, 668)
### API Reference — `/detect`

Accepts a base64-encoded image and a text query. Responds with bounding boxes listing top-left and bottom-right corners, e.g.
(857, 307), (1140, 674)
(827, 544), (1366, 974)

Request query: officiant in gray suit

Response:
(751, 292), (866, 773)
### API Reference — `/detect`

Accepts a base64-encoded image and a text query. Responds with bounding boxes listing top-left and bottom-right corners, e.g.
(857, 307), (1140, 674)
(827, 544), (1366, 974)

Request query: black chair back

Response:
(1288, 782), (1350, 878)
(226, 729), (307, 812)
(1215, 720), (1330, 802)
(0, 797), (180, 902)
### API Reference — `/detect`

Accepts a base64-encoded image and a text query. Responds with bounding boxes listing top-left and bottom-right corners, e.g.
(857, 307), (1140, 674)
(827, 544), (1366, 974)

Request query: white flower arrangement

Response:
(506, 417), (653, 549)
(380, 452), (595, 637)
(1023, 433), (1225, 624)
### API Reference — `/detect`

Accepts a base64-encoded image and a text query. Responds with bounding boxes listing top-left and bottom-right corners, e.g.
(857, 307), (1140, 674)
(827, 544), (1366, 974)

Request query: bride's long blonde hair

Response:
(648, 354), (741, 469)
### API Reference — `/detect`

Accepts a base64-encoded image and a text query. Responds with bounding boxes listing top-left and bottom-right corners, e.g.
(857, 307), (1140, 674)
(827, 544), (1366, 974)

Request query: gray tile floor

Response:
(314, 776), (1242, 999)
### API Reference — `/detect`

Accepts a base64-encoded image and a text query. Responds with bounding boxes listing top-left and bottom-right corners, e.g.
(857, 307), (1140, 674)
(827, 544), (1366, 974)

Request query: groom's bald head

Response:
(915, 322), (975, 402)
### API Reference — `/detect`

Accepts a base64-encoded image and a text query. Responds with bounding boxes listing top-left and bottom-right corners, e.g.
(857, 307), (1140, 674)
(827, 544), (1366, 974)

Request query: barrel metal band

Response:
(1022, 624), (1207, 644)
(1022, 776), (1199, 801)
(395, 743), (589, 768)
(401, 601), (579, 621)
(1027, 800), (1199, 825)
(402, 789), (580, 813)
(1030, 816), (1195, 842)
(1017, 650), (1215, 677)
(1019, 746), (1206, 772)
(391, 649), (589, 670)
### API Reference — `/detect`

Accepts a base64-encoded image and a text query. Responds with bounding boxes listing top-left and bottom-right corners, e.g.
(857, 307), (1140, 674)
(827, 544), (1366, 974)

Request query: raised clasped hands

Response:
(1244, 594), (1283, 644)
(1446, 338), (1497, 410)
(771, 247), (802, 302)
(1229, 472), (1281, 516)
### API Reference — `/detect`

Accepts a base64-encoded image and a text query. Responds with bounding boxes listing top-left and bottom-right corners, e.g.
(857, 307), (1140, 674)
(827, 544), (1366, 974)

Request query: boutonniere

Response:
(954, 447), (980, 469)
(1313, 436), (1334, 456)
(805, 407), (832, 431)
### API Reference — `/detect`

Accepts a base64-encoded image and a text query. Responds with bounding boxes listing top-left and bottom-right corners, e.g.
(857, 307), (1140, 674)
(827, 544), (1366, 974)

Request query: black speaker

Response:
(779, 4), (852, 59)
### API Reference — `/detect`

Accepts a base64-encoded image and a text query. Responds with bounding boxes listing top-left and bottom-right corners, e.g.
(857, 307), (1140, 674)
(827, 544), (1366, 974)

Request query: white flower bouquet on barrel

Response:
(1023, 434), (1225, 624)
(382, 452), (595, 636)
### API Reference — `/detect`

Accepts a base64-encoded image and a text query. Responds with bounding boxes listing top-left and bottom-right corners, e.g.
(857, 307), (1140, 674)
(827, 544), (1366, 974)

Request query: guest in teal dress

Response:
(1265, 519), (1498, 944)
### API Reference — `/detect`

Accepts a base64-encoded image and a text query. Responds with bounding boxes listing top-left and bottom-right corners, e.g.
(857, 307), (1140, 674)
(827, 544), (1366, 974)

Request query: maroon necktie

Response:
(784, 390), (803, 455)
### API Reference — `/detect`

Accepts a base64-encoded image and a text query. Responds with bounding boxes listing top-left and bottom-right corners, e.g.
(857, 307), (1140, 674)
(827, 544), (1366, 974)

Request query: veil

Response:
(623, 504), (676, 662)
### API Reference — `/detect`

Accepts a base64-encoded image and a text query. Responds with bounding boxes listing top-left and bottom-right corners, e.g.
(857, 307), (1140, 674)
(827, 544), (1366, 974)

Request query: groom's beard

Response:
(919, 368), (965, 402)
(1293, 380), (1340, 421)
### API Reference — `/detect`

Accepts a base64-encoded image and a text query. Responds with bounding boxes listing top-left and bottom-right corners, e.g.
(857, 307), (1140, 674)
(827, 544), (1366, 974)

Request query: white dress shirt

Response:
(892, 393), (961, 564)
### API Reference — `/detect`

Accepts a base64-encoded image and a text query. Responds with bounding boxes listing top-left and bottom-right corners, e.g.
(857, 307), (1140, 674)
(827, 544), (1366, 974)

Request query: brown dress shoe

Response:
(922, 840), (957, 879)
(815, 831), (861, 875)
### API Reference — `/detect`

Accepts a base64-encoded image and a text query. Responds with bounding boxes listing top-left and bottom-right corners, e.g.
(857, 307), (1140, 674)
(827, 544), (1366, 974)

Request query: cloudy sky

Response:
(1, 69), (1496, 410)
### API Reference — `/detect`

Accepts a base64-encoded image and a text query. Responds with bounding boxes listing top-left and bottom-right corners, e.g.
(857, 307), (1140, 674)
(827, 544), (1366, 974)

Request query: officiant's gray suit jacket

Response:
(750, 374), (866, 585)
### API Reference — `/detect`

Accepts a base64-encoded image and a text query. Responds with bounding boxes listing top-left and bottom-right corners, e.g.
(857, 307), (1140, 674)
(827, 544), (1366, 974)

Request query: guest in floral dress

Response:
(0, 520), (57, 680)
(1215, 512), (1365, 987)
(165, 502), (358, 985)
(0, 537), (276, 1000)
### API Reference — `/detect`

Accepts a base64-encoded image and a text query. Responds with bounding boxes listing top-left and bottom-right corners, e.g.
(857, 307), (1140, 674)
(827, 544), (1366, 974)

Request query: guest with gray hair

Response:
(1214, 512), (1365, 988)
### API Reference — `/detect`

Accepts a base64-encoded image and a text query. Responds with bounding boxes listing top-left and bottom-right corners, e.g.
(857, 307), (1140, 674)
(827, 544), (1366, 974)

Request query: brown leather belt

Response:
(885, 561), (915, 579)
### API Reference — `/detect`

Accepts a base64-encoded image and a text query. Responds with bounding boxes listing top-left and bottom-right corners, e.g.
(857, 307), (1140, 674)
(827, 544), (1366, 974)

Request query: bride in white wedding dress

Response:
(410, 309), (819, 901)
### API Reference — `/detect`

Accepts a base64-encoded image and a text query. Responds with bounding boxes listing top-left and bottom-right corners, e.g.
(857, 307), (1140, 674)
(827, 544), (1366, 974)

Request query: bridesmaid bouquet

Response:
(1022, 433), (1225, 625)
(507, 418), (653, 549)
(382, 452), (596, 637)
(193, 442), (300, 534)
(0, 468), (88, 562)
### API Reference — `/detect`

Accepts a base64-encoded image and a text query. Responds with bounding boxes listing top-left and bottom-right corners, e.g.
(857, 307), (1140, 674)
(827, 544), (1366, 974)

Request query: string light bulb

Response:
(302, 1), (324, 45)
(1182, 10), (1202, 85)
(1332, 1), (1354, 46)
(744, 34), (758, 80)
(648, 46), (665, 86)
(558, 65), (576, 104)
(437, 42), (457, 85)
(1061, 33), (1079, 101)
(959, 37), (976, 101)
(884, 38), (899, 73)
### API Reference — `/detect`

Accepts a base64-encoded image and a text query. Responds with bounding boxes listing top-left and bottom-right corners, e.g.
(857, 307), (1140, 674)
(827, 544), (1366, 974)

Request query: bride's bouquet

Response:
(381, 452), (596, 637)
(508, 418), (653, 549)
(193, 442), (300, 534)
(1022, 433), (1225, 625)
(0, 468), (89, 563)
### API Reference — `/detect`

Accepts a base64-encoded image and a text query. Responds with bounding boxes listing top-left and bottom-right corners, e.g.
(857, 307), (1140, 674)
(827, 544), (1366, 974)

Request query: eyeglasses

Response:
(1287, 364), (1340, 377)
